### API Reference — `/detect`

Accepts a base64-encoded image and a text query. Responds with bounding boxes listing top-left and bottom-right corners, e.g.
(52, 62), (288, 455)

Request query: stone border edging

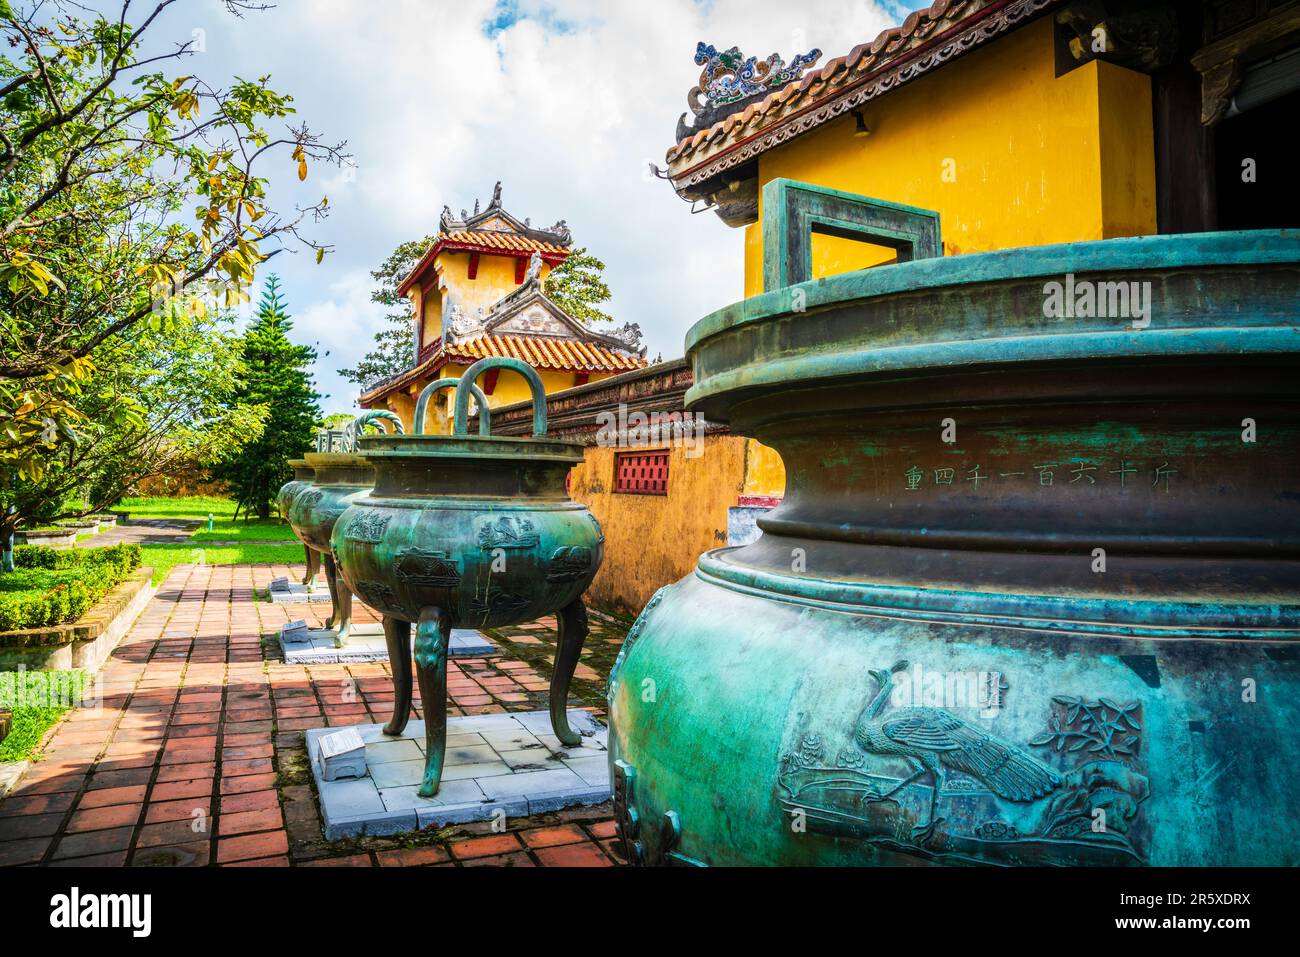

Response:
(0, 567), (157, 671)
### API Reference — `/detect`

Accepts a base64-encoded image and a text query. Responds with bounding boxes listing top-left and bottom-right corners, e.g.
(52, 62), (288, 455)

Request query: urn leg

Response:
(323, 552), (353, 646)
(549, 598), (589, 747)
(322, 553), (340, 630)
(382, 616), (413, 737)
(333, 576), (354, 648)
(302, 545), (320, 587)
(414, 606), (451, 798)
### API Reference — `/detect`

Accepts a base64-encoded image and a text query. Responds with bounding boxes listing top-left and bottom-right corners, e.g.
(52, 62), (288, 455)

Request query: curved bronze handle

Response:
(452, 357), (546, 437)
(414, 378), (491, 435)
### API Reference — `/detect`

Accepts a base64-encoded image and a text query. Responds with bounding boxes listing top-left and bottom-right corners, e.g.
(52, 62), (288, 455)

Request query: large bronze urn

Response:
(332, 358), (604, 797)
(607, 187), (1300, 867)
(286, 412), (404, 644)
(279, 459), (320, 586)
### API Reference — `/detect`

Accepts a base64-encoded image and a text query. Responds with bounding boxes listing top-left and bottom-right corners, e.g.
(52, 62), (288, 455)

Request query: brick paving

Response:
(0, 562), (629, 867)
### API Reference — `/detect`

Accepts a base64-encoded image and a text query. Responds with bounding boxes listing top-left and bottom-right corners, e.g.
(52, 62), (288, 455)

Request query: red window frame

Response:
(614, 450), (670, 496)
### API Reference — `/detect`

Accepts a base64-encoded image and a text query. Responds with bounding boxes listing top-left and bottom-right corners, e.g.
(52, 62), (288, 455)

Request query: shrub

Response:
(0, 544), (143, 631)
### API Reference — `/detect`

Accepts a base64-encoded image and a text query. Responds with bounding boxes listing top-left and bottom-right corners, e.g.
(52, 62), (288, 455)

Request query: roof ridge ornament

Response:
(434, 185), (573, 245)
(677, 41), (822, 142)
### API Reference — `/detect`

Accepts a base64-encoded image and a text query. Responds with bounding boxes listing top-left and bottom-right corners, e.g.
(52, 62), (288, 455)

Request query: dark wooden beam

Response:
(1153, 2), (1216, 233)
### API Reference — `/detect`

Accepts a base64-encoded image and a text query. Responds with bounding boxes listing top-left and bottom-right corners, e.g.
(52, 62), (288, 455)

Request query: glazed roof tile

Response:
(446, 334), (645, 373)
(666, 0), (1057, 180)
(442, 230), (570, 256)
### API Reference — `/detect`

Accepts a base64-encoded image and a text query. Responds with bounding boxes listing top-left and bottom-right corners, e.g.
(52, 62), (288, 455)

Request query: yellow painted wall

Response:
(572, 437), (747, 615)
(417, 250), (556, 345)
(742, 17), (1157, 295)
(741, 438), (786, 498)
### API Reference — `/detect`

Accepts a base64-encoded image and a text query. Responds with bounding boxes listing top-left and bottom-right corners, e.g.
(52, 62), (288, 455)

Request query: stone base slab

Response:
(307, 710), (610, 839)
(278, 623), (496, 663)
(0, 761), (29, 800)
(268, 578), (332, 604)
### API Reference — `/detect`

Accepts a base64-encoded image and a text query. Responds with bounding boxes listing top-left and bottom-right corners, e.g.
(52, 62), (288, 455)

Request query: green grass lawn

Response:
(139, 542), (307, 584)
(119, 495), (297, 542)
(0, 670), (86, 762)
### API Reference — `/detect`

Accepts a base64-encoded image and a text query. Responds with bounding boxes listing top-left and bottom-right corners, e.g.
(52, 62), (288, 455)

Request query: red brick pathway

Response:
(0, 563), (623, 867)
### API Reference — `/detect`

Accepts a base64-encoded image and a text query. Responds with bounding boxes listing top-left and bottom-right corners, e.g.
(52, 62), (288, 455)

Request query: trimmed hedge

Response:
(0, 544), (142, 632)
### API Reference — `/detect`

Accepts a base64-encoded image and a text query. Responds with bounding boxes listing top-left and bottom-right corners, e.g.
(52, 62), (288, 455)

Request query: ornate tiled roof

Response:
(665, 0), (1061, 188)
(396, 182), (573, 296)
(357, 333), (645, 405)
(446, 333), (645, 373)
(440, 230), (569, 255)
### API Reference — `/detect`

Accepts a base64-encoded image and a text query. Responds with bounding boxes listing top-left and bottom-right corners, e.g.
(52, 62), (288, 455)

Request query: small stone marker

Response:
(282, 620), (310, 644)
(317, 728), (367, 782)
(269, 576), (290, 592)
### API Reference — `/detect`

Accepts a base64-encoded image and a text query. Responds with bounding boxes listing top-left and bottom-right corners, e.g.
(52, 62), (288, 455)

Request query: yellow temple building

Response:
(359, 183), (647, 431)
(482, 0), (1300, 616)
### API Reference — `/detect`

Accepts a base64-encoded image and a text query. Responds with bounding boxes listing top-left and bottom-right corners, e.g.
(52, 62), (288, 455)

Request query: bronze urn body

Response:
(333, 358), (604, 796)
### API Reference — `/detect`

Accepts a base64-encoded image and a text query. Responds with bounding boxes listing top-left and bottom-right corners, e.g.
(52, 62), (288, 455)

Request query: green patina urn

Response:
(278, 459), (321, 587)
(277, 459), (315, 520)
(608, 199), (1300, 867)
(291, 453), (373, 556)
(332, 360), (604, 796)
(283, 412), (404, 641)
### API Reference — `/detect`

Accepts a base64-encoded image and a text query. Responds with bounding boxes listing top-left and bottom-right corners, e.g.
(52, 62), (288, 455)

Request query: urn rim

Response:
(683, 229), (1300, 423)
(357, 433), (584, 466)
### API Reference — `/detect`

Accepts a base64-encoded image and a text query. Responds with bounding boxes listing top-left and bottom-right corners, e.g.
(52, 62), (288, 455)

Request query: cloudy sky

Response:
(180, 0), (920, 414)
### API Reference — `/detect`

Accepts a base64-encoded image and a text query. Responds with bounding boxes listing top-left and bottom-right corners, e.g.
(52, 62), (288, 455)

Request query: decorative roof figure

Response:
(524, 250), (543, 285)
(432, 184), (573, 248)
(677, 41), (822, 143)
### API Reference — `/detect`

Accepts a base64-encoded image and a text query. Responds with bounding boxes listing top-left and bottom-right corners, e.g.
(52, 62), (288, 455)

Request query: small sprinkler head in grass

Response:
(207, 513), (214, 532)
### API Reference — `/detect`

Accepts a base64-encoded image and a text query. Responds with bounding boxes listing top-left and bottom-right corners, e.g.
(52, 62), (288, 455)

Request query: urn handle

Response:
(340, 410), (404, 452)
(453, 357), (547, 437)
(413, 378), (491, 435)
(761, 178), (941, 291)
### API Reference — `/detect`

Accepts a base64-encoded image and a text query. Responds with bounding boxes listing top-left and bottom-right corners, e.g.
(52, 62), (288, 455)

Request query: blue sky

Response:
(179, 0), (911, 414)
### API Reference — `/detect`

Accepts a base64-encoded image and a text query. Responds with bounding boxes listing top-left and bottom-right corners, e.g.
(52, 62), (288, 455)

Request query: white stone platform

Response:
(278, 622), (497, 663)
(306, 710), (610, 839)
(268, 577), (331, 604)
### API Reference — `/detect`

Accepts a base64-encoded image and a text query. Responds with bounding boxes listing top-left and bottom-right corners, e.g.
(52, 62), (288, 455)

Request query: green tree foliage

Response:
(319, 412), (354, 430)
(0, 0), (345, 481)
(0, 305), (267, 555)
(337, 235), (432, 389)
(543, 247), (613, 326)
(212, 275), (320, 520)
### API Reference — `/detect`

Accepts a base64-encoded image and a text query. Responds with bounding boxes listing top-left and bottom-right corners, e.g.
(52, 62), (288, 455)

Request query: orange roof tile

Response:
(442, 230), (569, 256)
(396, 230), (570, 296)
(446, 334), (645, 374)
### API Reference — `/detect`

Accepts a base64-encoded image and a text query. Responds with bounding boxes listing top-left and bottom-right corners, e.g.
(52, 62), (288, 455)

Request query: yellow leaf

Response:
(297, 158), (308, 181)
(315, 248), (324, 265)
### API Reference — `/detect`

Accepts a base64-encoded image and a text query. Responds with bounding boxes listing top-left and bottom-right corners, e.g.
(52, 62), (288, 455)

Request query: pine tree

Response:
(212, 276), (321, 520)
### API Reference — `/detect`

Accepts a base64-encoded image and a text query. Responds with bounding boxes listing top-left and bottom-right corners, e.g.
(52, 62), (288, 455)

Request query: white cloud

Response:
(187, 0), (903, 414)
